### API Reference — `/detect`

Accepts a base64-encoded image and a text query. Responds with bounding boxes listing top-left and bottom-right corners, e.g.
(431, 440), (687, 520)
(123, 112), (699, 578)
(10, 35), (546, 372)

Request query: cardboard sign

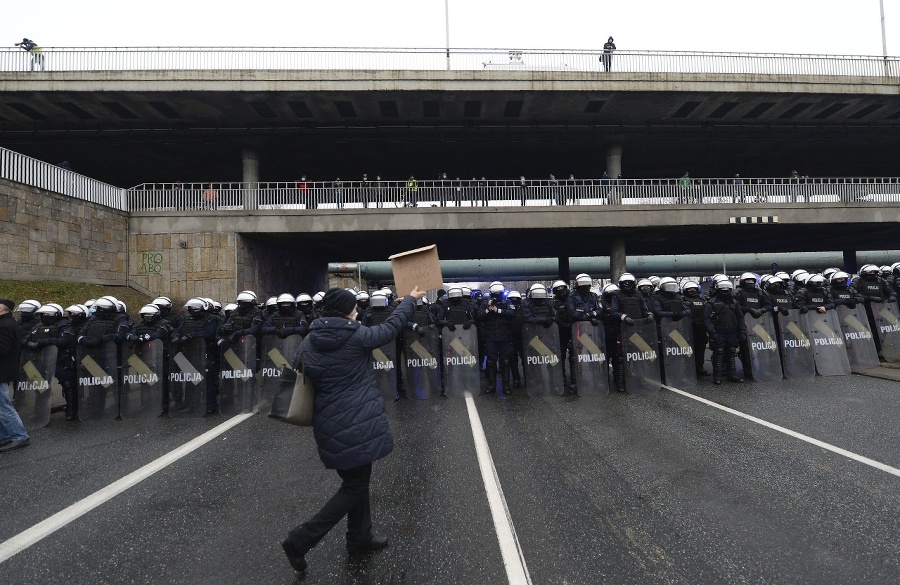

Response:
(389, 245), (444, 294)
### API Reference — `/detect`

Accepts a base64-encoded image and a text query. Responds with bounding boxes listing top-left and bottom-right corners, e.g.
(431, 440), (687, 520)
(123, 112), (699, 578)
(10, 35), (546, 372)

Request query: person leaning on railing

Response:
(14, 38), (44, 71)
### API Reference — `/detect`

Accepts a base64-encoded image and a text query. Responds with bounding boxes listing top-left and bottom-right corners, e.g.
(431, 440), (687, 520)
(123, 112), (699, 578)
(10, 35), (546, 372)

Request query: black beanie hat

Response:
(323, 288), (357, 315)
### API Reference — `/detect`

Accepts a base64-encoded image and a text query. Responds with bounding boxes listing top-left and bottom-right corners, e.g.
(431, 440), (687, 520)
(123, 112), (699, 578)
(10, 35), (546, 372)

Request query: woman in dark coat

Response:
(281, 286), (425, 573)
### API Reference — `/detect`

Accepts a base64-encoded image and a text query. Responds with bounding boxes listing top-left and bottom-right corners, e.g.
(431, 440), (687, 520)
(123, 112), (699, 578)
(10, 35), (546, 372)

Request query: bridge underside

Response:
(2, 71), (900, 186)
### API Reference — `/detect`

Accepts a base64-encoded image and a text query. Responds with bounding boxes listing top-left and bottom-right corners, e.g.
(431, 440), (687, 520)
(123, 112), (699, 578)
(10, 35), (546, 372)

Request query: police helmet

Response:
(152, 296), (173, 309)
(830, 271), (850, 287)
(575, 273), (592, 288)
(681, 281), (700, 293)
(602, 283), (620, 295)
(265, 296), (278, 308)
(648, 276), (661, 289)
(880, 265), (893, 278)
(791, 269), (808, 280)
(36, 303), (63, 318)
(551, 280), (568, 296)
(369, 293), (389, 308)
(489, 281), (505, 294)
(528, 284), (549, 299)
(822, 268), (840, 281)
(139, 304), (160, 323)
(223, 303), (237, 316)
(759, 274), (773, 286)
(590, 286), (601, 297)
(184, 298), (207, 312)
(716, 279), (734, 291)
(276, 293), (295, 305)
(797, 273), (812, 285)
(807, 274), (826, 289)
(859, 264), (879, 278)
(551, 280), (567, 290)
(117, 300), (127, 314)
(472, 289), (483, 299)
(356, 291), (369, 301)
(65, 304), (89, 319)
(100, 295), (120, 308)
(507, 291), (522, 301)
(447, 286), (464, 299)
(765, 276), (784, 291)
(460, 286), (472, 298)
(84, 299), (96, 308)
(295, 293), (313, 304)
(712, 274), (729, 285)
(774, 271), (790, 282)
(740, 272), (757, 288)
(93, 297), (117, 315)
(210, 300), (222, 313)
(891, 261), (900, 275)
(658, 277), (679, 294)
(16, 299), (42, 315)
(637, 278), (653, 291)
(239, 290), (258, 300)
(313, 292), (325, 303)
(618, 273), (637, 291)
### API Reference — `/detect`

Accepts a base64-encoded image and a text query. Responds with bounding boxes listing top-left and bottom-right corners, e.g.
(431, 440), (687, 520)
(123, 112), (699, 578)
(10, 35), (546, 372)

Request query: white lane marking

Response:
(0, 412), (256, 564)
(662, 384), (900, 478)
(465, 396), (533, 585)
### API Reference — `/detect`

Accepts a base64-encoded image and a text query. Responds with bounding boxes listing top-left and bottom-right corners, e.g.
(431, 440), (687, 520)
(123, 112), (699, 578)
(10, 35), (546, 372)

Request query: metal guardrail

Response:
(127, 178), (900, 212)
(1, 47), (898, 77)
(0, 147), (128, 210)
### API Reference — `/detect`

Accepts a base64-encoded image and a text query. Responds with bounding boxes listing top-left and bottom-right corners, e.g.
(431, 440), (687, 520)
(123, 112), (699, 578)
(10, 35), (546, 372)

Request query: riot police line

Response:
(10, 262), (900, 428)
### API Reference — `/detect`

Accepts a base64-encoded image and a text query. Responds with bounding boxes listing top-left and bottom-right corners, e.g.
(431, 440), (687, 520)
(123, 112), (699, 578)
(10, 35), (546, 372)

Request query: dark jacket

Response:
(0, 313), (22, 383)
(299, 295), (415, 470)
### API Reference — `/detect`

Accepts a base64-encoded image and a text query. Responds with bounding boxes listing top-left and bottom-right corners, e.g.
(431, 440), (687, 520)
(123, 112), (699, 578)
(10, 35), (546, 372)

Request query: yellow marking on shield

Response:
(372, 347), (391, 364)
(787, 322), (809, 342)
(127, 354), (155, 378)
(844, 315), (870, 334)
(752, 324), (776, 345)
(173, 352), (203, 386)
(579, 334), (605, 358)
(528, 336), (560, 366)
(450, 338), (474, 359)
(629, 333), (655, 356)
(880, 308), (900, 326)
(410, 340), (438, 369)
(23, 360), (45, 384)
(668, 329), (693, 351)
(223, 348), (247, 371)
(814, 320), (842, 340)
(81, 354), (114, 388)
(267, 348), (290, 369)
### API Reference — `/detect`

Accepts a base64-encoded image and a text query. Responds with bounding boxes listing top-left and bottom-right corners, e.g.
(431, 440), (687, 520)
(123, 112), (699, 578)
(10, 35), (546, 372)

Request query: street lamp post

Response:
(445, 0), (451, 71)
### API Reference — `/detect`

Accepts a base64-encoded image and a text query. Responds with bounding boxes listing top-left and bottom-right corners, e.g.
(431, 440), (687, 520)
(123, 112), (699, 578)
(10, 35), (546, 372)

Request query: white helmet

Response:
(602, 283), (620, 295)
(236, 291), (257, 303)
(117, 300), (127, 314)
(575, 273), (592, 287)
(739, 272), (758, 288)
(830, 271), (850, 285)
(528, 284), (549, 299)
(265, 296), (278, 308)
(859, 264), (879, 278)
(139, 304), (160, 317)
(716, 279), (734, 291)
(295, 293), (313, 304)
(489, 281), (504, 294)
(184, 298), (207, 312)
(637, 278), (653, 289)
(618, 273), (636, 290)
(84, 299), (96, 308)
(313, 292), (325, 303)
(370, 293), (389, 308)
(648, 276), (661, 288)
(16, 299), (42, 314)
(507, 291), (522, 300)
(807, 274), (826, 289)
(681, 281), (700, 293)
(658, 277), (679, 293)
(100, 295), (119, 307)
(447, 286), (464, 299)
(460, 286), (472, 297)
(92, 297), (117, 313)
(223, 302), (238, 315)
(239, 290), (257, 300)
(65, 304), (90, 318)
(276, 293), (295, 305)
(36, 303), (63, 317)
(551, 280), (567, 290)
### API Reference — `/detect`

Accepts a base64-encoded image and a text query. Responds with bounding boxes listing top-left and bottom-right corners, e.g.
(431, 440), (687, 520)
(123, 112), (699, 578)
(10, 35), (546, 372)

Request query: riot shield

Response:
(371, 342), (398, 402)
(658, 317), (698, 388)
(570, 321), (609, 395)
(836, 305), (880, 371)
(402, 328), (441, 400)
(121, 339), (165, 419)
(776, 309), (816, 379)
(621, 320), (661, 396)
(442, 326), (480, 399)
(15, 345), (57, 429)
(805, 311), (851, 376)
(169, 338), (207, 418)
(220, 334), (258, 415)
(743, 313), (784, 382)
(870, 301), (900, 363)
(522, 323), (563, 397)
(77, 341), (120, 421)
(258, 334), (302, 414)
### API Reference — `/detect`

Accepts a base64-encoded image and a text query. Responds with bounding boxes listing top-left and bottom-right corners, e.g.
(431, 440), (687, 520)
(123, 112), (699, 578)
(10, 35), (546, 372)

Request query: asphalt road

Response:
(1, 372), (898, 584)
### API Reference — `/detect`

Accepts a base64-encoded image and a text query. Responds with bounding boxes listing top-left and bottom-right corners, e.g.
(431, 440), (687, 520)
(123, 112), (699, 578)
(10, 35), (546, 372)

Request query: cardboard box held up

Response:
(389, 245), (444, 295)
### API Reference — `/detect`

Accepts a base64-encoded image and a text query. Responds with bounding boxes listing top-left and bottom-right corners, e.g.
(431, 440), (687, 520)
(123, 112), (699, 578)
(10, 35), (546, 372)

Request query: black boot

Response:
(712, 350), (725, 385)
(567, 355), (578, 394)
(500, 359), (511, 395)
(62, 382), (78, 421)
(614, 361), (626, 392)
(727, 350), (744, 383)
(739, 344), (753, 381)
(485, 360), (497, 393)
(511, 356), (521, 388)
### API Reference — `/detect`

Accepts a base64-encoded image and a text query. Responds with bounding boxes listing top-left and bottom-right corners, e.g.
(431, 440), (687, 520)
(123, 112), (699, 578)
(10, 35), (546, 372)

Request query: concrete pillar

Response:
(842, 249), (858, 274)
(242, 147), (259, 210)
(610, 236), (626, 281)
(605, 144), (623, 180)
(558, 256), (570, 282)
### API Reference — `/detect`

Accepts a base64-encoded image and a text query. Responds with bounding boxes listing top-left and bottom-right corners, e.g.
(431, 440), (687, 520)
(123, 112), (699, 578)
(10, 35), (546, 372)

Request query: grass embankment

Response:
(0, 280), (153, 319)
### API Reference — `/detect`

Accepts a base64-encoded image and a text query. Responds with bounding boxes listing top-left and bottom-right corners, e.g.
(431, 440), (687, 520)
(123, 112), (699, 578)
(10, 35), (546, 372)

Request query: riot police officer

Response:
(477, 282), (515, 394)
(609, 273), (653, 392)
(312, 292), (326, 316)
(26, 303), (77, 421)
(855, 264), (896, 357)
(794, 274), (834, 314)
(506, 290), (525, 389)
(566, 273), (601, 394)
(734, 273), (772, 380)
(218, 291), (263, 342)
(129, 304), (172, 344)
(523, 284), (557, 326)
(437, 286), (475, 331)
(362, 292), (392, 326)
(829, 271), (864, 308)
(551, 280), (575, 390)
(356, 291), (371, 324)
(637, 278), (655, 302)
(295, 294), (316, 322)
(173, 298), (221, 414)
(15, 300), (42, 342)
(704, 280), (747, 385)
(681, 281), (710, 376)
(262, 294), (309, 338)
(78, 297), (129, 347)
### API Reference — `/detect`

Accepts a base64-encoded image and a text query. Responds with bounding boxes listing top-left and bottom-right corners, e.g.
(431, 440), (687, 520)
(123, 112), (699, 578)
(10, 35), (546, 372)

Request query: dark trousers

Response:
(288, 463), (373, 552)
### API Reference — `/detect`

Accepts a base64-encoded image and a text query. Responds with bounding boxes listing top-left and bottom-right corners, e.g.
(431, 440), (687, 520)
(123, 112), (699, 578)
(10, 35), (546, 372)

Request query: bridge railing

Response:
(0, 147), (128, 210)
(1, 47), (898, 77)
(127, 177), (900, 212)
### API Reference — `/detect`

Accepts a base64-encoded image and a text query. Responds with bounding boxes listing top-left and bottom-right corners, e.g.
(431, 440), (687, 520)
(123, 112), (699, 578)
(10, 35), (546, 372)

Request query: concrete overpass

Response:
(2, 48), (900, 186)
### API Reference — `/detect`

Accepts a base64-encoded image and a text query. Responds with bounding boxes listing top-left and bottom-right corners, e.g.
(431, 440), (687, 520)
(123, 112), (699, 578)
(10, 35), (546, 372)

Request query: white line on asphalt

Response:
(465, 395), (533, 585)
(0, 412), (256, 564)
(662, 384), (900, 478)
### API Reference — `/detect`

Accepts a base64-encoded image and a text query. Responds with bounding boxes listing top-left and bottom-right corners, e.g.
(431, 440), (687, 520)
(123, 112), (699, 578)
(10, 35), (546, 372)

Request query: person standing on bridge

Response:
(15, 38), (44, 71)
(601, 37), (616, 72)
(281, 286), (425, 574)
(405, 175), (418, 207)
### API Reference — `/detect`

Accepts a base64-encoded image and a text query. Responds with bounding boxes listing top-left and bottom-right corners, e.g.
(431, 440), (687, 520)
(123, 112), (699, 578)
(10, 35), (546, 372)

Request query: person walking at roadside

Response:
(0, 299), (30, 453)
(281, 285), (426, 574)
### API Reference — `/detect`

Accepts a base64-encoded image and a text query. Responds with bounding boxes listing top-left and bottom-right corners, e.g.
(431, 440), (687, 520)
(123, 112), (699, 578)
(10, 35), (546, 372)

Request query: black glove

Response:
(590, 318), (599, 326)
(127, 334), (139, 342)
(708, 332), (719, 342)
(542, 320), (553, 328)
(645, 314), (655, 324)
(624, 317), (635, 326)
(671, 313), (682, 321)
(740, 332), (748, 343)
(463, 322), (472, 330)
(26, 341), (39, 350)
(446, 323), (456, 332)
(780, 308), (790, 316)
(683, 309), (692, 318)
(181, 336), (192, 344)
(277, 329), (289, 339)
(229, 332), (241, 343)
(846, 302), (856, 309)
(100, 334), (115, 343)
(220, 324), (233, 335)
(799, 306), (809, 314)
(750, 309), (763, 318)
(83, 336), (99, 347)
(890, 296), (898, 304)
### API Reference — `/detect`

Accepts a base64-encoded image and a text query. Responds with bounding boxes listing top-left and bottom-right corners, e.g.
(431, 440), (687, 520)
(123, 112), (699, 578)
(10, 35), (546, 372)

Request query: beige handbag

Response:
(268, 366), (314, 426)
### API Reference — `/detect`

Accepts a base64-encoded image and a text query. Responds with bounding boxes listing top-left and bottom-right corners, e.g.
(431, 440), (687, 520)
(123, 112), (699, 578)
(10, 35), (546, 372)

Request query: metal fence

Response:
(0, 147), (128, 210)
(1, 47), (898, 77)
(127, 177), (900, 212)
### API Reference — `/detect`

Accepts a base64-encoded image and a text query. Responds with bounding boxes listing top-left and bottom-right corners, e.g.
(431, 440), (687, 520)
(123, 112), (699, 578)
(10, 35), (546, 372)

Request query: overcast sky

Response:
(3, 0), (898, 56)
